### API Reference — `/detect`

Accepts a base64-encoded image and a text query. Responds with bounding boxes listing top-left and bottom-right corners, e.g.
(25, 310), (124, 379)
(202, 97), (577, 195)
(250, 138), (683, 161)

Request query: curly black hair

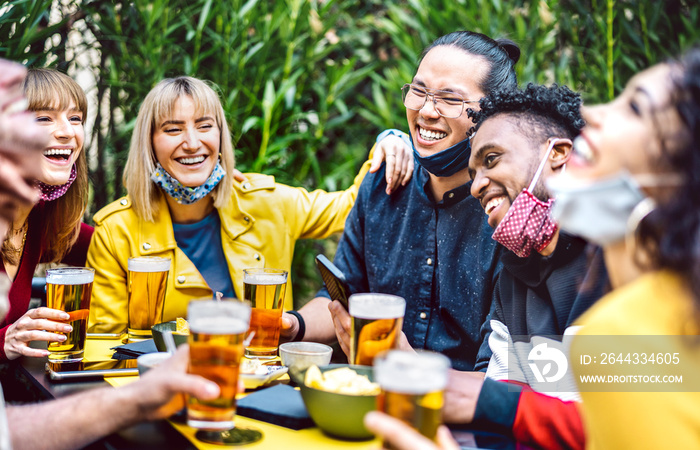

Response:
(636, 47), (700, 310)
(468, 83), (585, 144)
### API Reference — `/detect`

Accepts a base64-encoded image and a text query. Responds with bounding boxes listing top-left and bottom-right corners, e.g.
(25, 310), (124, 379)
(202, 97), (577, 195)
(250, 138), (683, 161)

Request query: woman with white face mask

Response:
(0, 69), (94, 361)
(87, 76), (411, 337)
(547, 48), (700, 448)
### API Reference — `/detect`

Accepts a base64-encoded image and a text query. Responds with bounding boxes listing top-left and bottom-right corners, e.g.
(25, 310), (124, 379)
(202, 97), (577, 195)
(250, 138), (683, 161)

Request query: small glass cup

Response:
(242, 268), (287, 359)
(127, 256), (171, 341)
(349, 293), (406, 366)
(374, 350), (451, 444)
(46, 267), (95, 363)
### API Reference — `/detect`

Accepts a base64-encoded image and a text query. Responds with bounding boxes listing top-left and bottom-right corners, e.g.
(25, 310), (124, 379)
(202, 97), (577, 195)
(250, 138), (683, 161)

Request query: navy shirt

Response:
(173, 211), (236, 299)
(319, 163), (502, 371)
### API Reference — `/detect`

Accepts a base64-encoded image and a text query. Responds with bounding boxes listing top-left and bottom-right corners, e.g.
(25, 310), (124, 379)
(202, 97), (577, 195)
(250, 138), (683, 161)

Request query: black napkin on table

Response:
(111, 339), (158, 360)
(237, 384), (314, 430)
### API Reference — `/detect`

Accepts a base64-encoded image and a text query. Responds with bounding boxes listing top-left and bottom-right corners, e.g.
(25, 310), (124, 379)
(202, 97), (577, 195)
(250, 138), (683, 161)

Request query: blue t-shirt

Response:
(172, 211), (235, 298)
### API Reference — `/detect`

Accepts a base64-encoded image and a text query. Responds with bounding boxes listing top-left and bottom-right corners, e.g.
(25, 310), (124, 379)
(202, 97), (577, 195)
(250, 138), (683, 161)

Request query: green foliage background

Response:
(1, 0), (698, 305)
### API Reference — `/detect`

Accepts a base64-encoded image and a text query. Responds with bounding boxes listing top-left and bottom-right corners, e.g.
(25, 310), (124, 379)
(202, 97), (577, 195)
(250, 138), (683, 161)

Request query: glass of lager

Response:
(187, 299), (250, 430)
(349, 293), (406, 366)
(242, 268), (287, 359)
(46, 267), (95, 363)
(374, 350), (451, 444)
(127, 256), (170, 340)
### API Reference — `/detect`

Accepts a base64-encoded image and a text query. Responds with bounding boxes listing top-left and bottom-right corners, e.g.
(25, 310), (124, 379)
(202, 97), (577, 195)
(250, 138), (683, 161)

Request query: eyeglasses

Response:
(401, 83), (478, 119)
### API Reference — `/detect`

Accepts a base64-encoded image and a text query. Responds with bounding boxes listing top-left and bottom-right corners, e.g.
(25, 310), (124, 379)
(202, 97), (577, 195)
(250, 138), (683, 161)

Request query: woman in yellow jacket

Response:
(87, 76), (411, 339)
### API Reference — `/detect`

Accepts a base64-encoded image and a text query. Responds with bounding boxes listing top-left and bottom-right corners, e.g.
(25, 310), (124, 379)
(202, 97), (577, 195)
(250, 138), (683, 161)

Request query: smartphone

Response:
(315, 254), (351, 310)
(47, 359), (139, 381)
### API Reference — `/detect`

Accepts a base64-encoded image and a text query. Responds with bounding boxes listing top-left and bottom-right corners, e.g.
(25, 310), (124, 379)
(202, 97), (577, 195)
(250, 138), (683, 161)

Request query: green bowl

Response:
(296, 364), (377, 440)
(151, 321), (188, 352)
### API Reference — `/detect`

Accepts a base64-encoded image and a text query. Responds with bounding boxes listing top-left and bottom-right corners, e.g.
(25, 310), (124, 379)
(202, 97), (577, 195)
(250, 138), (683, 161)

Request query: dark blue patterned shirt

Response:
(318, 163), (502, 371)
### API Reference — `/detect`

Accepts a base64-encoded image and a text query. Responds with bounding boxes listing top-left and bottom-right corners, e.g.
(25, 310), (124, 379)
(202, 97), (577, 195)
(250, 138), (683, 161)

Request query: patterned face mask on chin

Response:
(37, 164), (77, 202)
(491, 139), (561, 258)
(150, 162), (226, 205)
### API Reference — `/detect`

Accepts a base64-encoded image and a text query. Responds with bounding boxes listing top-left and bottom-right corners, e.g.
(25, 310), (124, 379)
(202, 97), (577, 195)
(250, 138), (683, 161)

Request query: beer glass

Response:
(374, 350), (451, 444)
(242, 268), (287, 359)
(46, 267), (95, 363)
(187, 299), (250, 430)
(349, 293), (406, 366)
(127, 256), (170, 340)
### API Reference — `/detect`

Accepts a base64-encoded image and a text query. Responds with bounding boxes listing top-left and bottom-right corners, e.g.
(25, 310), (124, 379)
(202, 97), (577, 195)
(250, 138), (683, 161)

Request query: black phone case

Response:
(315, 254), (351, 309)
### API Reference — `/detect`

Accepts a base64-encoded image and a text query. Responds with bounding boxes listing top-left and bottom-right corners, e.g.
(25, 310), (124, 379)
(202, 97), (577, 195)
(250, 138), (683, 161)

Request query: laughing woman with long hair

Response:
(0, 69), (93, 361)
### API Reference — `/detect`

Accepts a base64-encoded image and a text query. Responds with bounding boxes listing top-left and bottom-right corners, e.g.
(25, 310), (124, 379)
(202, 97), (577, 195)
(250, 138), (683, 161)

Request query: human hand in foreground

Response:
(442, 369), (485, 423)
(364, 411), (459, 450)
(328, 299), (412, 360)
(370, 134), (414, 195)
(3, 307), (74, 360)
(0, 59), (45, 237)
(123, 345), (220, 421)
(280, 312), (299, 342)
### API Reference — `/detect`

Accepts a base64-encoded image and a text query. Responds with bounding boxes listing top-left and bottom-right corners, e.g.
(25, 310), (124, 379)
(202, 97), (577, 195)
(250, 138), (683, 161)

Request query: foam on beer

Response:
(46, 268), (94, 285)
(189, 316), (249, 335)
(128, 257), (171, 272)
(375, 351), (450, 394)
(243, 273), (287, 285)
(349, 294), (406, 319)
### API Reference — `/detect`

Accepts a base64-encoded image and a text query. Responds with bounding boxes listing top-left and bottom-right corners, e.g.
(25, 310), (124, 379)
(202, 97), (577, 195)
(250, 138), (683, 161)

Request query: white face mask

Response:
(547, 171), (646, 246)
(547, 170), (681, 247)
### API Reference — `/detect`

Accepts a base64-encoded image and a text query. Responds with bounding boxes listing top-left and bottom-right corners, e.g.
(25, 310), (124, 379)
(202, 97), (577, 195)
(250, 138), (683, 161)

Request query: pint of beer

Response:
(127, 256), (170, 340)
(349, 293), (406, 366)
(374, 350), (451, 444)
(187, 299), (251, 430)
(242, 268), (287, 359)
(46, 267), (95, 363)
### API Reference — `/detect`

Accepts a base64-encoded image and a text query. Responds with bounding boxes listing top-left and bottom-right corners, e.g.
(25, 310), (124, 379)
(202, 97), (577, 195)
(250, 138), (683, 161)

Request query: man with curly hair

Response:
(443, 84), (609, 449)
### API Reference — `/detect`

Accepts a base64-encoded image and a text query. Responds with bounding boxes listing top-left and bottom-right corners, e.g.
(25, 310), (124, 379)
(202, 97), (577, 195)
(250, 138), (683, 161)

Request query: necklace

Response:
(3, 221), (28, 266)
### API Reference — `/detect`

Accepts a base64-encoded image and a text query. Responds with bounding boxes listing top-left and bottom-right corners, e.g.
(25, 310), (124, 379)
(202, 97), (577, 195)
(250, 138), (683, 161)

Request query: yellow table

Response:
(85, 338), (378, 449)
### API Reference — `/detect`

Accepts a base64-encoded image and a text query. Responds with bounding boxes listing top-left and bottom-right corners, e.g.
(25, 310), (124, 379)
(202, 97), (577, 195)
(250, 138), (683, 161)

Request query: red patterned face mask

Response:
(36, 164), (77, 202)
(491, 140), (560, 258)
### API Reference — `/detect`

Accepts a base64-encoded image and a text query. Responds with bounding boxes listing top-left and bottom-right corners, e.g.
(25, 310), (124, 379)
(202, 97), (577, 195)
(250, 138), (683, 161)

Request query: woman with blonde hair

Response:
(88, 76), (409, 340)
(1, 68), (93, 361)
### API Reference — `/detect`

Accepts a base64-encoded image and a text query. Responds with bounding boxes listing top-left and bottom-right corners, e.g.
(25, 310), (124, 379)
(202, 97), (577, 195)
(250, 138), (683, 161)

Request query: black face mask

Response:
(410, 132), (472, 177)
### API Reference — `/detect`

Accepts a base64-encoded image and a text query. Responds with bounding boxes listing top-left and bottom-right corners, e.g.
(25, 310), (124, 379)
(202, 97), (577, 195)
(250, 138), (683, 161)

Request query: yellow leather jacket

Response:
(87, 160), (370, 328)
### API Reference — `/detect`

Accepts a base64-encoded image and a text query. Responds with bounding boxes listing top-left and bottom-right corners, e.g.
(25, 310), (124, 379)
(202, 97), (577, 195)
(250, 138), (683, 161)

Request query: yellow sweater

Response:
(87, 160), (370, 328)
(572, 271), (700, 449)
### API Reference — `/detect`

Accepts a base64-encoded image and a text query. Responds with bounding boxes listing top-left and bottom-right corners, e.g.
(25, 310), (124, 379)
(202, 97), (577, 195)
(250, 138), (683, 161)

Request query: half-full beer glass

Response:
(375, 350), (451, 444)
(46, 267), (94, 363)
(243, 268), (287, 359)
(349, 293), (406, 366)
(127, 256), (170, 340)
(187, 299), (251, 430)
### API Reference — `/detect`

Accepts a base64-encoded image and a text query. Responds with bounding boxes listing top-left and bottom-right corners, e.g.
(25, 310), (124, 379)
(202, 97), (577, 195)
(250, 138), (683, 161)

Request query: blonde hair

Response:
(1, 69), (89, 264)
(124, 77), (235, 221)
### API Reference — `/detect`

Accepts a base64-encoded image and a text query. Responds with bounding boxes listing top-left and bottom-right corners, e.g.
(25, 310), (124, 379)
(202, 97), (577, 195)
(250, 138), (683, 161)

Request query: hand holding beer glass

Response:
(243, 268), (287, 359)
(127, 256), (170, 341)
(46, 267), (94, 363)
(187, 299), (262, 445)
(186, 299), (250, 430)
(374, 350), (451, 445)
(349, 293), (406, 366)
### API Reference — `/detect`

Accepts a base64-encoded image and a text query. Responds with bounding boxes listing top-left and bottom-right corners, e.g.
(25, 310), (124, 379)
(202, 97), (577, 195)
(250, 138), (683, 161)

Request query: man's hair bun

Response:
(495, 38), (521, 65)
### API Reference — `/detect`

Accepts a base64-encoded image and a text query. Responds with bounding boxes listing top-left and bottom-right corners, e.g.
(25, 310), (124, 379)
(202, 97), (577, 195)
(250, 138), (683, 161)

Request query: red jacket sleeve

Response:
(473, 378), (585, 450)
(513, 389), (585, 450)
